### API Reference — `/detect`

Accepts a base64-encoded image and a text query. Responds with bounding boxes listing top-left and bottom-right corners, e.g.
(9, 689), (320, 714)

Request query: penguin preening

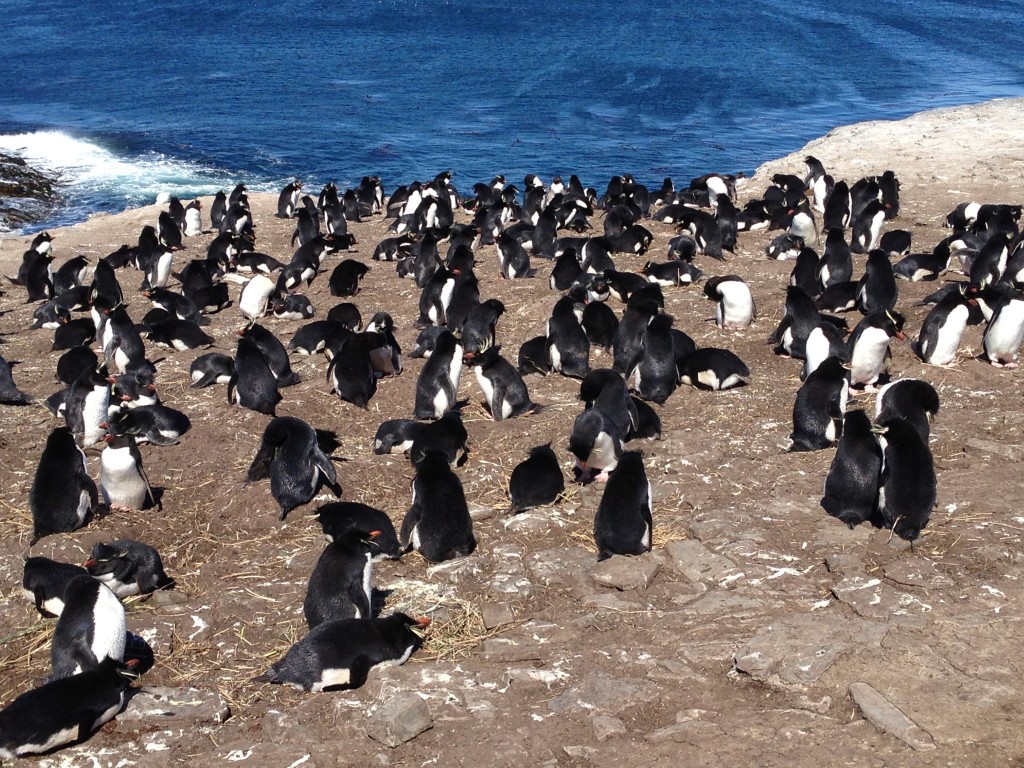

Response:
(246, 417), (342, 520)
(49, 575), (127, 681)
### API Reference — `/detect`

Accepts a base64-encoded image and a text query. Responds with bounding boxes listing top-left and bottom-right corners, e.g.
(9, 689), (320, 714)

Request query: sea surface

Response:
(1, 0), (1023, 232)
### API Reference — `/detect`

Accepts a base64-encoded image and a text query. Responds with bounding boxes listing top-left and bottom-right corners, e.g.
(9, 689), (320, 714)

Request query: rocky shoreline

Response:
(0, 150), (61, 232)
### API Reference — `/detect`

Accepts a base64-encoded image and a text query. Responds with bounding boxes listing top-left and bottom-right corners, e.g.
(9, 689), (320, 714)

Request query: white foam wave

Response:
(0, 130), (272, 206)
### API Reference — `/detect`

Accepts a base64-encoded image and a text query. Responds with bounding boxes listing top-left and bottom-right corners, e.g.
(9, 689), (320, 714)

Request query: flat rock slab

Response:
(734, 613), (888, 689)
(118, 687), (230, 729)
(549, 673), (659, 716)
(849, 682), (936, 751)
(527, 546), (595, 588)
(883, 558), (953, 589)
(590, 553), (662, 590)
(832, 573), (931, 619)
(666, 539), (741, 584)
(365, 694), (433, 748)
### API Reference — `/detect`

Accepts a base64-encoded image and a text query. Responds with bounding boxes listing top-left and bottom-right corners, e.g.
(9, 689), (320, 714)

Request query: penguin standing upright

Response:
(0, 657), (138, 760)
(246, 416), (342, 520)
(982, 283), (1024, 367)
(823, 180), (852, 231)
(820, 409), (883, 528)
(30, 427), (97, 544)
(277, 180), (303, 218)
(413, 330), (463, 420)
(508, 443), (564, 513)
(64, 366), (110, 447)
(851, 200), (886, 254)
(400, 451), (476, 562)
(461, 299), (505, 358)
(255, 613), (429, 692)
(49, 575), (127, 680)
(818, 227), (853, 290)
(846, 310), (905, 390)
(788, 356), (849, 452)
(84, 540), (172, 597)
(856, 250), (899, 313)
(916, 284), (974, 366)
(874, 417), (936, 543)
(802, 320), (848, 380)
(304, 527), (379, 629)
(327, 333), (377, 408)
(630, 313), (678, 404)
(874, 378), (939, 444)
(788, 199), (818, 248)
(99, 434), (153, 511)
(183, 199), (203, 236)
(547, 296), (591, 378)
(593, 451), (652, 561)
(465, 346), (535, 421)
(771, 286), (825, 359)
(0, 354), (31, 404)
(228, 336), (281, 415)
(704, 275), (755, 329)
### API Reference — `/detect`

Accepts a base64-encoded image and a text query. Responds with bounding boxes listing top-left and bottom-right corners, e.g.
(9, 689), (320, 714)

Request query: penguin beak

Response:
(369, 530), (381, 540)
(411, 616), (432, 637)
(894, 330), (906, 341)
(83, 558), (96, 568)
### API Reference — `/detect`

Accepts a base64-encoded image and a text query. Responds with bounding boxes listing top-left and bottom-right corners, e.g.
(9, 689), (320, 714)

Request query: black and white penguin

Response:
(465, 345), (535, 421)
(851, 200), (886, 254)
(409, 410), (469, 468)
(0, 657), (139, 760)
(110, 403), (191, 446)
(916, 284), (975, 367)
(65, 366), (110, 448)
(856, 250), (899, 313)
(400, 451), (476, 562)
(287, 320), (351, 357)
(641, 259), (702, 287)
(704, 275), (755, 329)
(803, 155), (830, 211)
(327, 303), (363, 330)
(245, 416), (342, 520)
(517, 335), (550, 376)
(765, 232), (805, 261)
(630, 313), (678, 404)
(678, 348), (751, 390)
(271, 293), (315, 320)
(99, 434), (153, 511)
(373, 418), (427, 455)
(157, 210), (183, 252)
(189, 352), (234, 388)
(893, 251), (951, 282)
(416, 266), (457, 327)
(239, 274), (277, 322)
(413, 330), (463, 420)
(593, 451), (652, 561)
(508, 444), (564, 513)
(328, 260), (370, 297)
(49, 575), (126, 680)
(874, 417), (936, 543)
(846, 310), (905, 390)
(497, 231), (533, 278)
(145, 318), (214, 351)
(30, 426), (97, 544)
(84, 540), (172, 598)
(820, 409), (883, 528)
(550, 247), (583, 291)
(788, 199), (818, 248)
(255, 613), (429, 692)
(327, 333), (377, 408)
(822, 180), (852, 231)
(818, 227), (853, 290)
(315, 501), (402, 560)
(277, 180), (303, 218)
(788, 356), (849, 452)
(228, 336), (281, 415)
(802, 320), (849, 380)
(461, 299), (505, 358)
(546, 296), (590, 378)
(183, 199), (203, 236)
(612, 295), (660, 373)
(304, 527), (379, 629)
(816, 281), (859, 313)
(581, 300), (620, 352)
(55, 347), (99, 389)
(22, 557), (89, 617)
(789, 246), (821, 298)
(771, 286), (824, 359)
(982, 283), (1024, 367)
(569, 407), (624, 484)
(0, 354), (30, 405)
(874, 378), (940, 444)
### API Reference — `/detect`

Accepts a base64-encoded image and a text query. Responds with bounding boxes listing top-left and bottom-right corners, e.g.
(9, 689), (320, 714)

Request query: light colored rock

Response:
(526, 547), (594, 588)
(849, 682), (936, 751)
(592, 715), (626, 741)
(480, 637), (543, 662)
(734, 613), (888, 689)
(365, 694), (433, 748)
(883, 558), (953, 589)
(118, 687), (230, 728)
(832, 573), (931, 620)
(665, 539), (741, 584)
(549, 673), (658, 716)
(581, 592), (644, 611)
(590, 553), (662, 591)
(480, 601), (516, 629)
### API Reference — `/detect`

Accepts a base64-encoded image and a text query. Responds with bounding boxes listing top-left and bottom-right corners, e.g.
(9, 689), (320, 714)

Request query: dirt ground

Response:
(1, 98), (1023, 767)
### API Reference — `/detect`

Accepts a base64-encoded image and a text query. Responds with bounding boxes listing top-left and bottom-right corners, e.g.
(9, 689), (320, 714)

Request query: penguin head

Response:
(884, 309), (907, 340)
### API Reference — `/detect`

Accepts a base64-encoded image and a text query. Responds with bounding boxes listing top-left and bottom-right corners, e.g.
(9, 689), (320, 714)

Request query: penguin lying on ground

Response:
(22, 557), (89, 617)
(508, 444), (564, 513)
(84, 540), (173, 598)
(314, 502), (402, 560)
(255, 613), (429, 692)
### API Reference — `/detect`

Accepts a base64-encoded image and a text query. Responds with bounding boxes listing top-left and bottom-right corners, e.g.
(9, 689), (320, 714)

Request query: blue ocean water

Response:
(1, 0), (1022, 232)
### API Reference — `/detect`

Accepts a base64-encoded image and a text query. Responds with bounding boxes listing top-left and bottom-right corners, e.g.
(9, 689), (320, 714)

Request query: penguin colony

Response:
(0, 157), (1021, 758)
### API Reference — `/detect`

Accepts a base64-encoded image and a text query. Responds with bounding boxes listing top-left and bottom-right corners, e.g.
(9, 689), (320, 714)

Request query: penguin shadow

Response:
(371, 587), (393, 617)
